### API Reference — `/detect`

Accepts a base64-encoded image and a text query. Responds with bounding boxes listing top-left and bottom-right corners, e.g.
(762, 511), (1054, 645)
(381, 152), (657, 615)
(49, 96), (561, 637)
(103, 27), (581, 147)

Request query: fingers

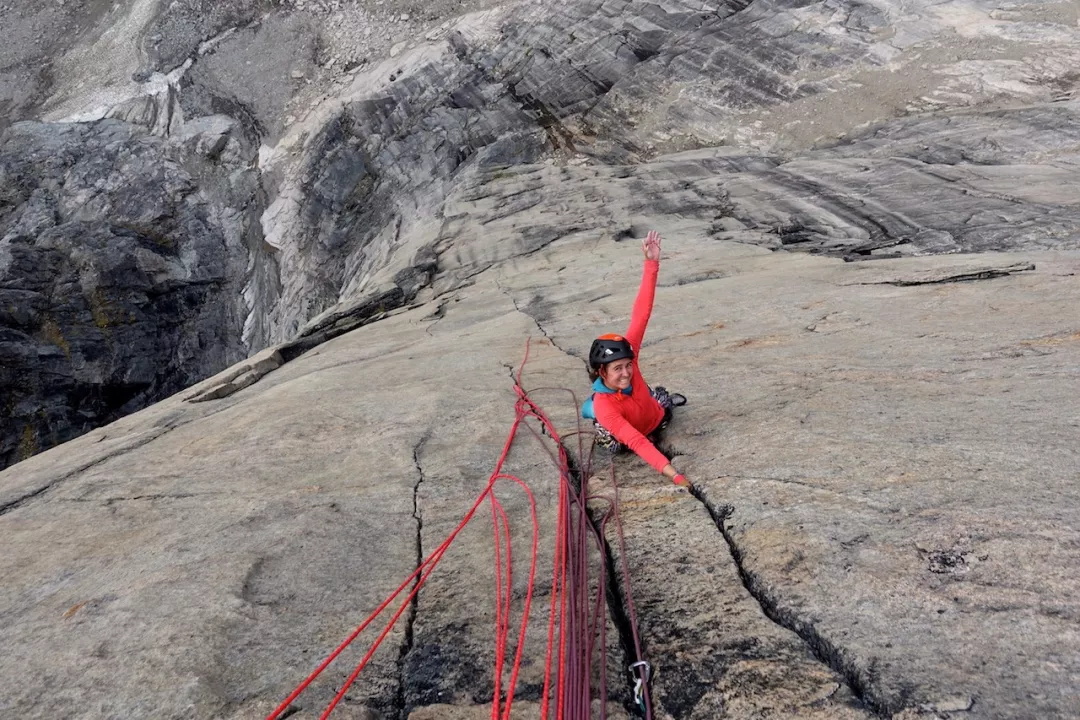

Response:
(641, 230), (663, 259)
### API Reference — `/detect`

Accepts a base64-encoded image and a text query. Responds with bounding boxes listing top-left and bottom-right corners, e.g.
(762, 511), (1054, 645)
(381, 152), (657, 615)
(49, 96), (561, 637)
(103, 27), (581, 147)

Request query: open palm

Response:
(642, 230), (662, 261)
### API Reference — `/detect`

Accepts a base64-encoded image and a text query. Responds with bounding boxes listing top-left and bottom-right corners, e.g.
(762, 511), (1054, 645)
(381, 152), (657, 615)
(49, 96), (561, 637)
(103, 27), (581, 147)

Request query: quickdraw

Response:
(629, 660), (652, 710)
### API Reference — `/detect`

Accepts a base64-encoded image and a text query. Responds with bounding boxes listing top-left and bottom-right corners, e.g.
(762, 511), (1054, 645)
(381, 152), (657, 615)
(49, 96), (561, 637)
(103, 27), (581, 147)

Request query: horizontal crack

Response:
(54, 492), (208, 505)
(0, 483), (52, 516)
(0, 428), (171, 516)
(1, 399), (242, 516)
(850, 262), (1035, 287)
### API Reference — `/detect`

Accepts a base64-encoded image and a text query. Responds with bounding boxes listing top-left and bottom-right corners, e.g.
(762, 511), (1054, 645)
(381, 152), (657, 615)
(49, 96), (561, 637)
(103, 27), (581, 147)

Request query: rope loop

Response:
(267, 339), (653, 720)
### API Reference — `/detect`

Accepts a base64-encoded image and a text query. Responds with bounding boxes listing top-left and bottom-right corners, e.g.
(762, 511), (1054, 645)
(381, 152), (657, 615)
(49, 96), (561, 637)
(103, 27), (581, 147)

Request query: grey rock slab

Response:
(3, 0), (1080, 716)
(655, 254), (1080, 717)
(0, 271), (594, 717)
(1, 309), (431, 717)
(454, 231), (1080, 717)
(586, 468), (870, 719)
(3, 227), (1080, 718)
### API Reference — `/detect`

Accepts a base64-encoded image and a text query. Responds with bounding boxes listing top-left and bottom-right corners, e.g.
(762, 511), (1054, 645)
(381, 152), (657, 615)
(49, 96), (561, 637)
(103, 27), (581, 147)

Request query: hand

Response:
(642, 230), (662, 261)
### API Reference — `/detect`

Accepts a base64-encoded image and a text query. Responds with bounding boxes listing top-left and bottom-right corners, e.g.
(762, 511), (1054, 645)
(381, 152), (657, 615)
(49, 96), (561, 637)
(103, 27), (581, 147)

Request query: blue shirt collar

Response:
(592, 376), (631, 395)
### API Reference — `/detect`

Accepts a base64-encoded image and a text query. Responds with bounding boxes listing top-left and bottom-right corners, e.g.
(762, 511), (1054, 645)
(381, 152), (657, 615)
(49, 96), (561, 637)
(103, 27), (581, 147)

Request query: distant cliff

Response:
(4, 0), (1080, 467)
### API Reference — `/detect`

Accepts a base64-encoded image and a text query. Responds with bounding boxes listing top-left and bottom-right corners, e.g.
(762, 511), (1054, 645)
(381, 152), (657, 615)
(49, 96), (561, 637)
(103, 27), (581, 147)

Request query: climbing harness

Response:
(267, 340), (654, 720)
(590, 385), (688, 454)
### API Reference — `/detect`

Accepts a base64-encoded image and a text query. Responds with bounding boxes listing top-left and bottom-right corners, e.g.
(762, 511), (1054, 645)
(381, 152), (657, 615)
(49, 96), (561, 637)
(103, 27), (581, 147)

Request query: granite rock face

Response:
(2, 0), (1080, 717)
(4, 0), (1080, 460)
(3, 223), (1077, 718)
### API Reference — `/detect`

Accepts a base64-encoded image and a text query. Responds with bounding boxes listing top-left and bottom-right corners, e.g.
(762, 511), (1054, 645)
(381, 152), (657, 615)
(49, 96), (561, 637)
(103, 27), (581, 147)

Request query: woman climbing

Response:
(580, 230), (690, 486)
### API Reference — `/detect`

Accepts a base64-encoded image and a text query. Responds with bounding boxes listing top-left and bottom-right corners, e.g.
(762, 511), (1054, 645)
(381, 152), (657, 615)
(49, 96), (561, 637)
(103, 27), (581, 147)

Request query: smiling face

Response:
(599, 357), (633, 391)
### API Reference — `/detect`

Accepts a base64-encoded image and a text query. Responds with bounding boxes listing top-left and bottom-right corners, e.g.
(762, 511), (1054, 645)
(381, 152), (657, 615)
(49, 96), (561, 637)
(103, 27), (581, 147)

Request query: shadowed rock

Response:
(0, 118), (260, 468)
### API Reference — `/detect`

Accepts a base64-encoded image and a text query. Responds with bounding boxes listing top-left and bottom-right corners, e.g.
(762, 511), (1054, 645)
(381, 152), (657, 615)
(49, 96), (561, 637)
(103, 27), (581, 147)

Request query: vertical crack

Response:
(592, 508), (646, 714)
(687, 485), (901, 717)
(395, 437), (427, 719)
(564, 448), (639, 714)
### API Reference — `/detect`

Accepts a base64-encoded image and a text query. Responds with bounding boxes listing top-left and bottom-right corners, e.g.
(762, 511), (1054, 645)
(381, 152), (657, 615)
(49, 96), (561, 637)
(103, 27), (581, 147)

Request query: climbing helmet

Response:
(589, 333), (634, 369)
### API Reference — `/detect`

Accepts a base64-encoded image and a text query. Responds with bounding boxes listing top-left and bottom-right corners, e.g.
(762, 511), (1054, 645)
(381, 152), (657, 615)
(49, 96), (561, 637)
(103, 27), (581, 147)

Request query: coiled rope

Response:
(267, 340), (652, 719)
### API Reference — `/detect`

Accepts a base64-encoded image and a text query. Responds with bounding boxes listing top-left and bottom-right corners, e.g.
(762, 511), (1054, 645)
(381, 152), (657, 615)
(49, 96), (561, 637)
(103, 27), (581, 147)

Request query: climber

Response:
(581, 230), (690, 487)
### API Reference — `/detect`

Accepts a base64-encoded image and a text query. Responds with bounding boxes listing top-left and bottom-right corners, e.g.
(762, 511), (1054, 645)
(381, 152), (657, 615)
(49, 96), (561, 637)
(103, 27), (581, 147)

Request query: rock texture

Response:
(0, 115), (267, 468)
(6, 0), (1080, 461)
(2, 0), (1080, 717)
(3, 225), (1078, 718)
(0, 118), (263, 467)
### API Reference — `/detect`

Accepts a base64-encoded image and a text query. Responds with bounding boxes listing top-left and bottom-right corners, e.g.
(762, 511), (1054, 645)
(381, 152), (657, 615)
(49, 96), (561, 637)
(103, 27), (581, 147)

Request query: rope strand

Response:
(267, 341), (652, 720)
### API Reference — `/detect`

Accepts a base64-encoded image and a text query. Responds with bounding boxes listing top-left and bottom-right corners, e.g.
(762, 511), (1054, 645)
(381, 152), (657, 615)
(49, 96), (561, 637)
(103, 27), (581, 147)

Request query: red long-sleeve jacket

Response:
(591, 260), (669, 472)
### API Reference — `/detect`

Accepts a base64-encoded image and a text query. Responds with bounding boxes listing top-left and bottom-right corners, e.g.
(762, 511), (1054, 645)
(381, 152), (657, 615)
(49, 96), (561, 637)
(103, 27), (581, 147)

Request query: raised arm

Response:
(624, 231), (662, 350)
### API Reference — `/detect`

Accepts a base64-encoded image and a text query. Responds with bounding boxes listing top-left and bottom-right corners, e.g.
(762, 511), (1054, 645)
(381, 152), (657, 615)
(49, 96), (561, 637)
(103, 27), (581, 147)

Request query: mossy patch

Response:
(40, 316), (71, 359)
(17, 424), (38, 462)
(89, 288), (116, 329)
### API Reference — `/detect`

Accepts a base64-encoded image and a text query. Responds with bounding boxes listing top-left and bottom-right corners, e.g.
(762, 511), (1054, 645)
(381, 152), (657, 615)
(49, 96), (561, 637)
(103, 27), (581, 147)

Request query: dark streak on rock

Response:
(277, 704), (302, 720)
(592, 507), (651, 715)
(0, 428), (170, 516)
(659, 270), (728, 287)
(497, 278), (581, 362)
(240, 557), (266, 607)
(0, 483), (52, 517)
(861, 263), (1035, 286)
(0, 399), (240, 516)
(102, 492), (201, 505)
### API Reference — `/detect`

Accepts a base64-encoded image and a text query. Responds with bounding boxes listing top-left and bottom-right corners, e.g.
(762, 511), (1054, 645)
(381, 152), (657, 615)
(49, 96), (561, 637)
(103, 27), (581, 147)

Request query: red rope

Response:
(267, 340), (652, 720)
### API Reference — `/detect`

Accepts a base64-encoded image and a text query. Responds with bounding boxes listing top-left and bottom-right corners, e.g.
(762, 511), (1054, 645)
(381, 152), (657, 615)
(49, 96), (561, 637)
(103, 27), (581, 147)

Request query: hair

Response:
(588, 333), (632, 383)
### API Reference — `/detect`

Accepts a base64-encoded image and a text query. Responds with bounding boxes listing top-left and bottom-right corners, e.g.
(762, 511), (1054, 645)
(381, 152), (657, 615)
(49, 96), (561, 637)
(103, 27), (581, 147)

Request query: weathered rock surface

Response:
(3, 221), (1078, 718)
(2, 0), (1080, 716)
(0, 118), (260, 468)
(3, 0), (1080, 464)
